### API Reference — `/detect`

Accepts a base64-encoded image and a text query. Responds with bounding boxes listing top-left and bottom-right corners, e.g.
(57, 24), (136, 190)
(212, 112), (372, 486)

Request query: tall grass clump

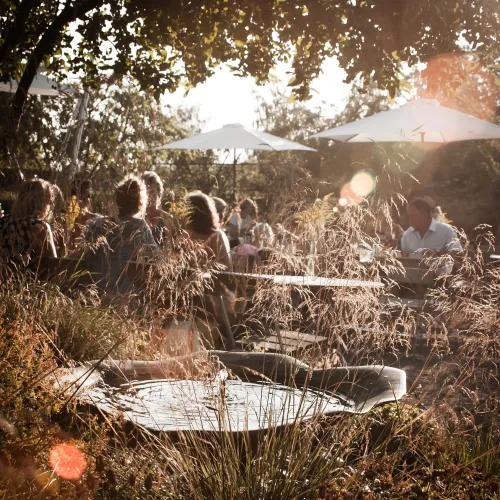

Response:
(0, 181), (499, 498)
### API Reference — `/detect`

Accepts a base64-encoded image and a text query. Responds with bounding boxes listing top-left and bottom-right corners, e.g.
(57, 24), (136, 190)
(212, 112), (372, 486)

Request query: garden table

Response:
(218, 271), (384, 353)
(220, 271), (384, 289)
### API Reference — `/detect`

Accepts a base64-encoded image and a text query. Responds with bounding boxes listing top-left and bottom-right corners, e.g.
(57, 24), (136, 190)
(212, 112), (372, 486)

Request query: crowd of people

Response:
(0, 173), (465, 292)
(0, 173), (272, 291)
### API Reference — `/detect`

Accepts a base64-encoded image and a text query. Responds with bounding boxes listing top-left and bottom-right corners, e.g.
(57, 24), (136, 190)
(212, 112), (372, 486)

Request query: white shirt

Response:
(227, 213), (253, 234)
(252, 222), (274, 246)
(401, 219), (462, 274)
(401, 218), (462, 255)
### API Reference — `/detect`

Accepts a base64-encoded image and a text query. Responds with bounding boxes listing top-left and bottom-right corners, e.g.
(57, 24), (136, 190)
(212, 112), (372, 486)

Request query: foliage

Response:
(0, 91), (74, 172)
(0, 275), (143, 361)
(2, 0), (500, 129)
(76, 85), (209, 188)
(248, 84), (399, 208)
(248, 74), (500, 232)
(0, 84), (211, 197)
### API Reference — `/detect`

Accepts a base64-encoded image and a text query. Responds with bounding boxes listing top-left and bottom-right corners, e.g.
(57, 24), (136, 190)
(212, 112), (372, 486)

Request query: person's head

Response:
(141, 171), (164, 210)
(407, 197), (435, 231)
(186, 191), (219, 236)
(50, 184), (66, 216)
(239, 198), (258, 219)
(11, 178), (53, 220)
(115, 175), (147, 217)
(163, 189), (175, 212)
(71, 175), (92, 204)
(212, 197), (227, 222)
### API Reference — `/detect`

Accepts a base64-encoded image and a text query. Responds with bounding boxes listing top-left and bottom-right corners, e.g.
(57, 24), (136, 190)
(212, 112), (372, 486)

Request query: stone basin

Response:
(55, 351), (406, 435)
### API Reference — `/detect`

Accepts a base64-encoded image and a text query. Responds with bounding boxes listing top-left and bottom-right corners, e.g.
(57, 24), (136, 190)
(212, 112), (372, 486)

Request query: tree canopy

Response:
(1, 0), (499, 130)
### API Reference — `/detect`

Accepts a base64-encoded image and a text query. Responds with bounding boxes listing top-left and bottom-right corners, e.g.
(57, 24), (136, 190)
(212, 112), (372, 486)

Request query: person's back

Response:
(0, 179), (56, 267)
(186, 191), (232, 272)
(85, 216), (156, 292)
(83, 176), (157, 293)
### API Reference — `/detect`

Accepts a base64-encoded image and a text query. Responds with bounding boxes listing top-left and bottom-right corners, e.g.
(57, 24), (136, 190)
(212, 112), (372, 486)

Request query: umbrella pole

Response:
(232, 149), (237, 203)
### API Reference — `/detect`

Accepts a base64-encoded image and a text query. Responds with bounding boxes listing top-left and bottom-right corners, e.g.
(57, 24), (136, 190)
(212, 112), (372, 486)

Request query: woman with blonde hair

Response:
(141, 170), (174, 248)
(186, 191), (232, 271)
(0, 178), (57, 264)
(212, 197), (227, 224)
(226, 198), (258, 248)
(84, 175), (157, 292)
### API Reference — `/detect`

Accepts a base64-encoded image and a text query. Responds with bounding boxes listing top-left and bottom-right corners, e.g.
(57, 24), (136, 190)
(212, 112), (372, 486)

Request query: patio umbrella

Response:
(311, 99), (500, 143)
(0, 73), (73, 96)
(155, 123), (316, 199)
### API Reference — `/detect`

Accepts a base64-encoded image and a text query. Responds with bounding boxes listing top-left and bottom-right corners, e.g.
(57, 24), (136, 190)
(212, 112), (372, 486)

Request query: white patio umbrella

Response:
(312, 99), (500, 143)
(0, 73), (73, 96)
(155, 123), (316, 199)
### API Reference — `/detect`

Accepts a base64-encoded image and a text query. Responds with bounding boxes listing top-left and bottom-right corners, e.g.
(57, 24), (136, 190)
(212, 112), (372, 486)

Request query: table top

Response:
(221, 272), (384, 289)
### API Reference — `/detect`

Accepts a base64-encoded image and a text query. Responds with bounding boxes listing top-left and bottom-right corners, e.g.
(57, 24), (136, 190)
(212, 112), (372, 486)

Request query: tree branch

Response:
(10, 0), (103, 132)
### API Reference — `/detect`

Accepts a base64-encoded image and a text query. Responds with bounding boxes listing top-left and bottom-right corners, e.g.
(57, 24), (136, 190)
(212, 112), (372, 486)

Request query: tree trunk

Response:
(10, 0), (102, 133)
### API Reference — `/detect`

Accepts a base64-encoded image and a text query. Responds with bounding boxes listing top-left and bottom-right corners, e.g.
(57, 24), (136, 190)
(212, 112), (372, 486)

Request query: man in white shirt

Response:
(401, 197), (463, 274)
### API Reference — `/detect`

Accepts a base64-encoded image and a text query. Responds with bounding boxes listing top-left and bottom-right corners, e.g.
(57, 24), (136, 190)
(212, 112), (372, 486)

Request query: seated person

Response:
(212, 197), (228, 225)
(84, 175), (157, 293)
(401, 197), (463, 273)
(226, 198), (258, 248)
(0, 178), (57, 266)
(185, 191), (234, 349)
(186, 191), (232, 271)
(252, 221), (275, 247)
(141, 170), (175, 249)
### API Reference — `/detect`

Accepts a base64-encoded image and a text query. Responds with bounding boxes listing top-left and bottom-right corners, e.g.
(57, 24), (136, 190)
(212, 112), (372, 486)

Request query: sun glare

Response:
(49, 443), (87, 481)
(350, 170), (376, 197)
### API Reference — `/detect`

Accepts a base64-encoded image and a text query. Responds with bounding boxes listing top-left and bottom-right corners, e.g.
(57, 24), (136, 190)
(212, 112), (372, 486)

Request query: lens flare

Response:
(350, 170), (376, 197)
(337, 197), (348, 207)
(49, 443), (86, 480)
(339, 183), (363, 206)
(422, 53), (496, 121)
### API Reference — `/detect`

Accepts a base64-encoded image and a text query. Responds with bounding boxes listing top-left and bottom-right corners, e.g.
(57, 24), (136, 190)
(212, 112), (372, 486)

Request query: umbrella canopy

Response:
(155, 122), (316, 152)
(0, 73), (73, 96)
(312, 99), (500, 143)
(155, 123), (315, 199)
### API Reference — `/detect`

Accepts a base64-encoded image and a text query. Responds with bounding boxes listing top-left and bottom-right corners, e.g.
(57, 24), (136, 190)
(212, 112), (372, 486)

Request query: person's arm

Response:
(400, 230), (410, 256)
(31, 222), (57, 258)
(142, 220), (159, 253)
(444, 227), (463, 253)
(251, 224), (261, 247)
(160, 212), (176, 251)
(226, 213), (240, 238)
(208, 231), (233, 271)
